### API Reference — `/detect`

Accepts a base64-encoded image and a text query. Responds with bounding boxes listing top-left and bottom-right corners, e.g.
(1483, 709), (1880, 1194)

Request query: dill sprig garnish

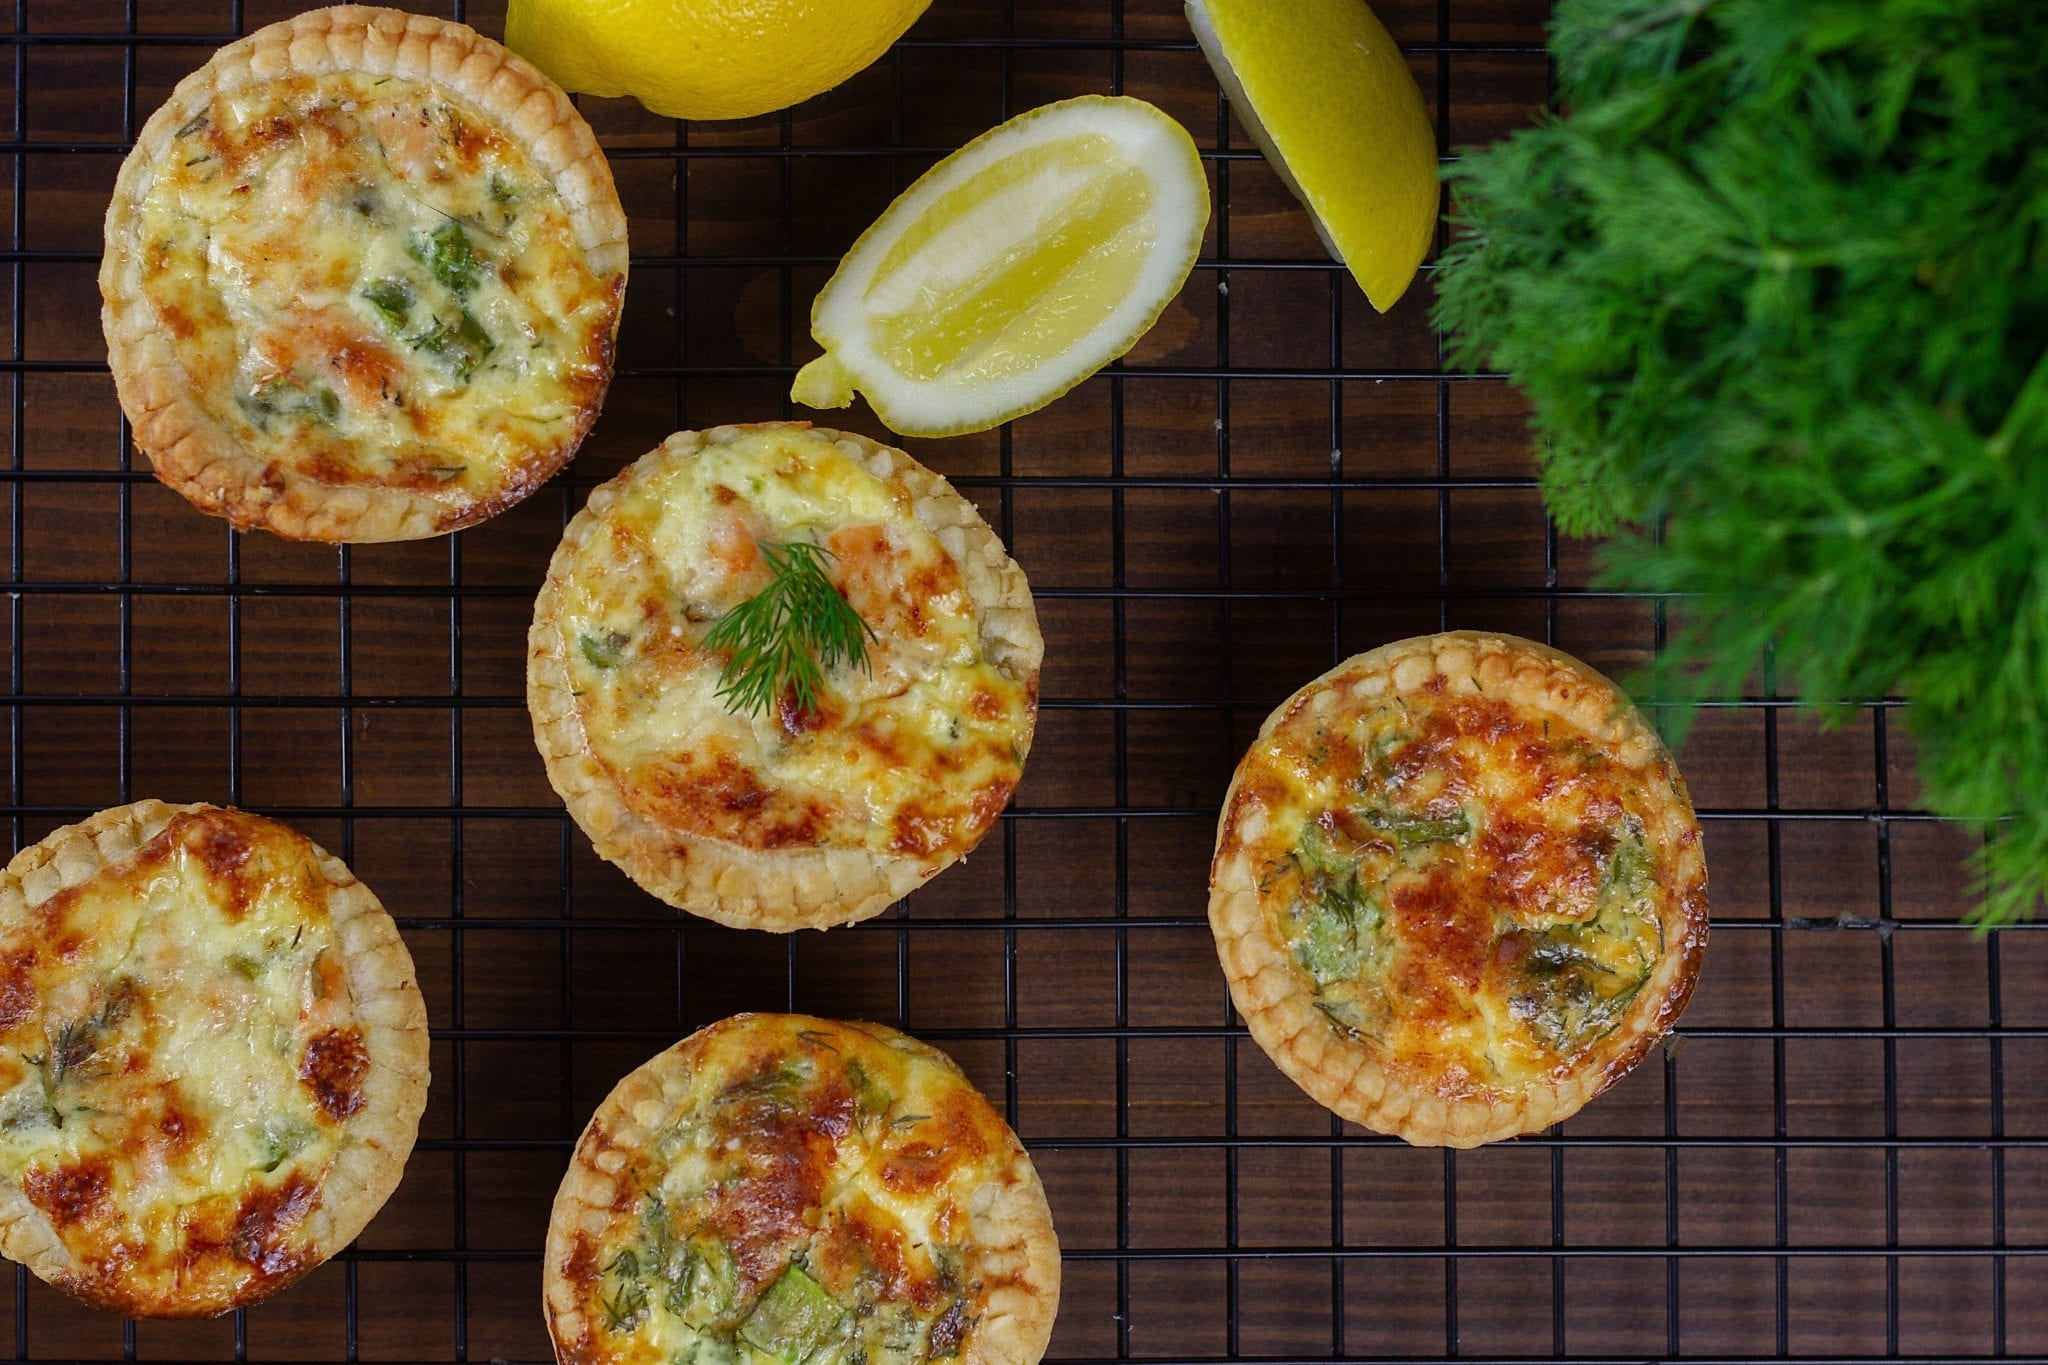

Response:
(702, 539), (877, 718)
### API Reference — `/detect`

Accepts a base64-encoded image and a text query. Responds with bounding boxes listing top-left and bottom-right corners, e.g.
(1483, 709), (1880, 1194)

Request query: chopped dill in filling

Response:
(1269, 824), (1395, 1039)
(1503, 827), (1664, 1053)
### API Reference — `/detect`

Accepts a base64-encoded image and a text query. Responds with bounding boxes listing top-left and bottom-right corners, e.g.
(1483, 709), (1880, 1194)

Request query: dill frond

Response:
(701, 539), (878, 718)
(1434, 0), (2048, 925)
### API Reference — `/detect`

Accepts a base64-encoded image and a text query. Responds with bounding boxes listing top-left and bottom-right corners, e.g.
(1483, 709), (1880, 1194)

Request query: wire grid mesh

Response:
(0, 0), (2042, 1360)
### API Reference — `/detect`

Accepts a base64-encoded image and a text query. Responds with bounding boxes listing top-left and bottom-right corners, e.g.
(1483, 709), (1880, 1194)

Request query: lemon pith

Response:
(1186, 0), (1438, 311)
(505, 0), (931, 122)
(793, 96), (1210, 439)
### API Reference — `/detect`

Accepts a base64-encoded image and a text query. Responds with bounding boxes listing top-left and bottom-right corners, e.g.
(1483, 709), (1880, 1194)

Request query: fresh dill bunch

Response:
(1434, 0), (2048, 923)
(702, 539), (877, 718)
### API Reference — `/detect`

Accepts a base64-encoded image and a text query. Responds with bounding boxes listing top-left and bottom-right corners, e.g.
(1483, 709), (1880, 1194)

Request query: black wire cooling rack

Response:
(2, 0), (2042, 1361)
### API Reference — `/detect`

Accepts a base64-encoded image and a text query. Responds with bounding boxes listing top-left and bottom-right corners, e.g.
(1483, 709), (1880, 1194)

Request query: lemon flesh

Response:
(1186, 0), (1437, 311)
(505, 0), (931, 122)
(793, 96), (1209, 438)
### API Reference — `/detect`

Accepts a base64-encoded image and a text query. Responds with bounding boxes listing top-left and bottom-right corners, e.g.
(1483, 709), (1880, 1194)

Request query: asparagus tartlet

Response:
(1209, 632), (1708, 1146)
(544, 1013), (1059, 1363)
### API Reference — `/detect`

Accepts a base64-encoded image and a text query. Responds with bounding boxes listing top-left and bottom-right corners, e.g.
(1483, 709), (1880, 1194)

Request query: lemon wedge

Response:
(1186, 0), (1437, 311)
(791, 95), (1210, 438)
(505, 0), (932, 123)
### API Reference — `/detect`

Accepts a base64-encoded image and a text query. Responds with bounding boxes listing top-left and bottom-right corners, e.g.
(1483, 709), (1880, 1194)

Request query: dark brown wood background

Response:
(2, 0), (2041, 1360)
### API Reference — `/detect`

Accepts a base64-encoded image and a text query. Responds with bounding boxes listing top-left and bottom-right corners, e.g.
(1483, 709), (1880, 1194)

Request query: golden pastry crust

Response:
(1209, 632), (1708, 1147)
(0, 800), (429, 1316)
(543, 1013), (1059, 1365)
(527, 423), (1043, 932)
(100, 5), (628, 542)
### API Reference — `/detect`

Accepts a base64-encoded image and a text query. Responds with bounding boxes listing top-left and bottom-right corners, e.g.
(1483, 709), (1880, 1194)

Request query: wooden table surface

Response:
(1, 0), (2041, 1361)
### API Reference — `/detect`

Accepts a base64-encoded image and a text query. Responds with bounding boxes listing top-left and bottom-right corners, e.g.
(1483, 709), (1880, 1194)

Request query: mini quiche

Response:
(1209, 632), (1708, 1147)
(100, 5), (628, 542)
(544, 1013), (1059, 1365)
(528, 423), (1042, 931)
(0, 801), (429, 1316)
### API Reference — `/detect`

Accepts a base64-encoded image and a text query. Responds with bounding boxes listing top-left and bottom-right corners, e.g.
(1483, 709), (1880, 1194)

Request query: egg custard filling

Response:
(546, 1015), (1059, 1365)
(1254, 690), (1673, 1089)
(545, 426), (1036, 864)
(0, 805), (426, 1315)
(130, 70), (619, 513)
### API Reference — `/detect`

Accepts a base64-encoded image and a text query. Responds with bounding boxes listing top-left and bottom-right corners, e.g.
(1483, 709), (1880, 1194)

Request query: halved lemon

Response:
(792, 95), (1210, 438)
(1186, 0), (1438, 311)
